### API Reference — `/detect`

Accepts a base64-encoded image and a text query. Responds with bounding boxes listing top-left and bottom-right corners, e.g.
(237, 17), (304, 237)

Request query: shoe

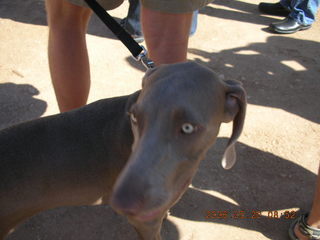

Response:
(258, 2), (290, 16)
(288, 213), (320, 239)
(269, 17), (311, 33)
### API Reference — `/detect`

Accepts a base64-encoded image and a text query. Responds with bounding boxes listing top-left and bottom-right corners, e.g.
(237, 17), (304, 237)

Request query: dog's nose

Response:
(110, 176), (149, 216)
(110, 190), (144, 216)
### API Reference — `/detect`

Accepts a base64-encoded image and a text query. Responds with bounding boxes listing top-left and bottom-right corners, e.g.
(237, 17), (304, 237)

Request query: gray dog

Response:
(0, 62), (246, 240)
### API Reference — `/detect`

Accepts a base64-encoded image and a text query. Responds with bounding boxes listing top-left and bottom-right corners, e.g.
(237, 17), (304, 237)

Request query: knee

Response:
(46, 0), (92, 33)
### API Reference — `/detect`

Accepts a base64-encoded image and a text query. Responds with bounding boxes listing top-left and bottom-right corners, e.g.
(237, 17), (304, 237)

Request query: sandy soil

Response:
(1, 0), (320, 239)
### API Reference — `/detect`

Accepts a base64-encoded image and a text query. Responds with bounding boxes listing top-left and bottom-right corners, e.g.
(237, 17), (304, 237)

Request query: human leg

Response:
(190, 10), (199, 36)
(289, 0), (320, 25)
(46, 0), (92, 112)
(122, 0), (199, 41)
(140, 0), (212, 65)
(290, 166), (320, 240)
(141, 7), (192, 65)
(122, 0), (143, 37)
(307, 167), (320, 232)
(46, 0), (209, 111)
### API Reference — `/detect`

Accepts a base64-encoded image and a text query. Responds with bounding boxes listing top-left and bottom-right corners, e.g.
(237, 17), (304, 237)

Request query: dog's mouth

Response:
(131, 208), (165, 222)
(130, 177), (192, 222)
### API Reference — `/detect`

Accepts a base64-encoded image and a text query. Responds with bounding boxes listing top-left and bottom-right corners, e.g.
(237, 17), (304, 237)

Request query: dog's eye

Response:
(181, 123), (195, 134)
(130, 113), (138, 124)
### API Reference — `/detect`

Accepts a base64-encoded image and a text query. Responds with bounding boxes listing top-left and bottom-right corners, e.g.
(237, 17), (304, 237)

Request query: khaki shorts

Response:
(67, 0), (212, 13)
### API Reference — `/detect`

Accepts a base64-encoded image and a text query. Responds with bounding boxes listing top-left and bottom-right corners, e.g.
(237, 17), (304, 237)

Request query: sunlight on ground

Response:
(234, 50), (260, 55)
(190, 185), (239, 206)
(280, 60), (307, 71)
(219, 104), (320, 173)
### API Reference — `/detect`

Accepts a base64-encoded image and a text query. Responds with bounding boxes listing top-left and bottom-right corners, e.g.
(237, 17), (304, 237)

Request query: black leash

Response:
(84, 0), (154, 69)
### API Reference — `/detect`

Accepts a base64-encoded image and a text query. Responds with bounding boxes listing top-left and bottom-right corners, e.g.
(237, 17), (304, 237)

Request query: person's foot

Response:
(289, 213), (320, 240)
(258, 2), (291, 16)
(293, 223), (308, 240)
(269, 17), (311, 34)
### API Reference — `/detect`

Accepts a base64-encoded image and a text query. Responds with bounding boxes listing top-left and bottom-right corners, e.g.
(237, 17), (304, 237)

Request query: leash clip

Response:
(134, 46), (155, 69)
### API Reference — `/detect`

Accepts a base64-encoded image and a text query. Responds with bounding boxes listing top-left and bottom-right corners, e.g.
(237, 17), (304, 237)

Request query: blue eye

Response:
(181, 123), (195, 134)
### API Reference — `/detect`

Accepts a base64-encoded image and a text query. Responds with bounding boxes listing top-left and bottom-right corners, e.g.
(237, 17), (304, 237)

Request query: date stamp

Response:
(205, 210), (297, 220)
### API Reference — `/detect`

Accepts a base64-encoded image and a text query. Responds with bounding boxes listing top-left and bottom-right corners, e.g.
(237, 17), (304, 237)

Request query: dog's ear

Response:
(142, 67), (159, 88)
(125, 90), (141, 113)
(221, 80), (247, 170)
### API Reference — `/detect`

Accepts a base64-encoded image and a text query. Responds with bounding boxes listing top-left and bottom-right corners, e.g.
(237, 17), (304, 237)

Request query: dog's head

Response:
(110, 62), (246, 223)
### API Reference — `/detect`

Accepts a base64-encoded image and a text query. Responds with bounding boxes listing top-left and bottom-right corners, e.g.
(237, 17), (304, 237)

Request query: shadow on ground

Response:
(189, 36), (320, 123)
(6, 138), (316, 240)
(0, 0), (121, 39)
(0, 0), (281, 31)
(203, 0), (281, 25)
(172, 137), (316, 240)
(0, 83), (47, 130)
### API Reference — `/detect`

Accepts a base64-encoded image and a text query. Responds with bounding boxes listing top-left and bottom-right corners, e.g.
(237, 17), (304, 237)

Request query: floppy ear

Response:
(125, 90), (141, 113)
(141, 67), (159, 88)
(221, 80), (247, 170)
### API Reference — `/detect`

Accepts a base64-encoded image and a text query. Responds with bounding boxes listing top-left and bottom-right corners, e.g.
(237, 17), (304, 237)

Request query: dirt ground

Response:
(1, 0), (320, 239)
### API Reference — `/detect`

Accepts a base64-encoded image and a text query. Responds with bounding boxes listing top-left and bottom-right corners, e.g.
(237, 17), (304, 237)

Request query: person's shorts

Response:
(67, 0), (212, 13)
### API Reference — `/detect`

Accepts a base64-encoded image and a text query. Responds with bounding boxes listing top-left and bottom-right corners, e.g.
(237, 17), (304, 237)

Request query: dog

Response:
(0, 62), (246, 239)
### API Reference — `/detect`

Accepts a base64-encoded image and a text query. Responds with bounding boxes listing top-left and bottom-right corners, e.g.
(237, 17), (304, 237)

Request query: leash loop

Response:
(84, 0), (154, 69)
(134, 46), (155, 69)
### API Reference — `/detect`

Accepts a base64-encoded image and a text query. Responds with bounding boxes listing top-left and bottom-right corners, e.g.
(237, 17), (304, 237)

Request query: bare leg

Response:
(46, 0), (92, 112)
(46, 2), (192, 110)
(294, 165), (320, 239)
(141, 6), (192, 65)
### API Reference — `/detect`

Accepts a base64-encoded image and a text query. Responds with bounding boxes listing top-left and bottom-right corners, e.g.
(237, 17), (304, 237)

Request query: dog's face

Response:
(110, 62), (246, 223)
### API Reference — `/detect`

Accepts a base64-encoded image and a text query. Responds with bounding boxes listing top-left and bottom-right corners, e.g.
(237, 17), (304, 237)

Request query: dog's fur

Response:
(0, 62), (246, 240)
